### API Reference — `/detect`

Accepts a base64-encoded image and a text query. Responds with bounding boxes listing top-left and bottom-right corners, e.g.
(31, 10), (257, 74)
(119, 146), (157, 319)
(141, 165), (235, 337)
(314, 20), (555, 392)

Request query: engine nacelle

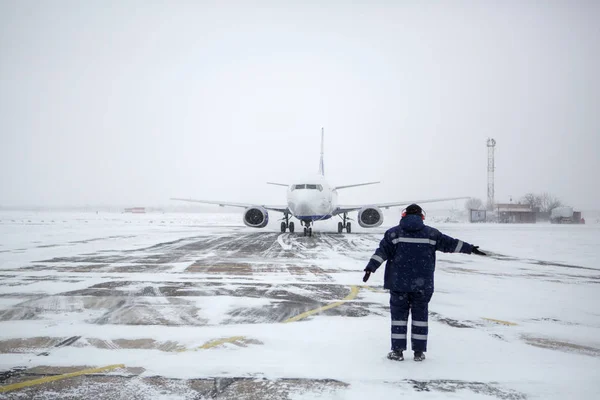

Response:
(358, 207), (384, 228)
(243, 207), (269, 228)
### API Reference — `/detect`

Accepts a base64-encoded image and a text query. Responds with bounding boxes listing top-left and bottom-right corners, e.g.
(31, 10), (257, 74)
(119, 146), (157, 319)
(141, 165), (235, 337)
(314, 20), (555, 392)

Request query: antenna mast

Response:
(487, 138), (496, 210)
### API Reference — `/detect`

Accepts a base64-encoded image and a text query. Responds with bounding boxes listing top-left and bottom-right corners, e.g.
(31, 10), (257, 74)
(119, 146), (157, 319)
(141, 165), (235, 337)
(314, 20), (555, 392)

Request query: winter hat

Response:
(405, 204), (423, 216)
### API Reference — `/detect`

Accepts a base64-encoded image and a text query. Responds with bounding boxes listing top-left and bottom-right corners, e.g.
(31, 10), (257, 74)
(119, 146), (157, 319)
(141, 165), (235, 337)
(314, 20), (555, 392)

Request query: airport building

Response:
(123, 207), (146, 214)
(495, 203), (536, 223)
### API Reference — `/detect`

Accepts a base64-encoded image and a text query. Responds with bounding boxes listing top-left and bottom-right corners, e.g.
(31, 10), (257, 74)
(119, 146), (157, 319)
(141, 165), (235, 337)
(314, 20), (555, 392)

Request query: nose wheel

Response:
(302, 221), (313, 237)
(337, 213), (351, 233)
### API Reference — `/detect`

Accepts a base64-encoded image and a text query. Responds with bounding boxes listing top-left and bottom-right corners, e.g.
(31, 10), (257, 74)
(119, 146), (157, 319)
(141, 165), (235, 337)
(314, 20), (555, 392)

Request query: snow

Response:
(0, 210), (599, 399)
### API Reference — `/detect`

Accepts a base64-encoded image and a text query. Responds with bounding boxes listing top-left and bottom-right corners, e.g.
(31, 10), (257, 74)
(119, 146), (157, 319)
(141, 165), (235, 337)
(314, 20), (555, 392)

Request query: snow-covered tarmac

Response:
(0, 211), (599, 399)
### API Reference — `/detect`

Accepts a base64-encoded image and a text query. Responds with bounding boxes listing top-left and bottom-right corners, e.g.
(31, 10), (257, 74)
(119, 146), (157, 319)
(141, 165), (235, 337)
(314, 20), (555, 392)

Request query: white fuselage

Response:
(286, 176), (338, 222)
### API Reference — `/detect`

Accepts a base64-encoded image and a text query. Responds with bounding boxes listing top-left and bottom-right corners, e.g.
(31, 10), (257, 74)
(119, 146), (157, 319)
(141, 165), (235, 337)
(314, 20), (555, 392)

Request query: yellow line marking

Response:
(196, 336), (247, 350)
(361, 285), (386, 293)
(182, 285), (362, 351)
(482, 317), (518, 326)
(283, 285), (360, 323)
(0, 364), (125, 394)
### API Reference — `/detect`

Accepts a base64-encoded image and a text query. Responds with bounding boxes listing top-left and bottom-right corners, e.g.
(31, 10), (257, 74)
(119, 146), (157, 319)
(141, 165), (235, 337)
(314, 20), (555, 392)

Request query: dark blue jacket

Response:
(365, 214), (474, 292)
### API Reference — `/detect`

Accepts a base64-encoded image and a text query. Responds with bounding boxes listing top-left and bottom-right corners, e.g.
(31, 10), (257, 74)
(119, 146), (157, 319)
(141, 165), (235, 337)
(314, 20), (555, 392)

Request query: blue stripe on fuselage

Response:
(297, 215), (333, 222)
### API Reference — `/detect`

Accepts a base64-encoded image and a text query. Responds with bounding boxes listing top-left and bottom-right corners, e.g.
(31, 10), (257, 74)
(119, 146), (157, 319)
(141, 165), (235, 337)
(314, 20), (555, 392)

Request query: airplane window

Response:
(306, 184), (317, 190)
(317, 185), (323, 191)
(294, 184), (306, 190)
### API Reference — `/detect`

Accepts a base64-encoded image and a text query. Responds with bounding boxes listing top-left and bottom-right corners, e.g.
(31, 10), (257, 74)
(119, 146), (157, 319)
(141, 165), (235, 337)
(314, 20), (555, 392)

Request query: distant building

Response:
(124, 207), (146, 214)
(469, 210), (487, 223)
(496, 203), (535, 223)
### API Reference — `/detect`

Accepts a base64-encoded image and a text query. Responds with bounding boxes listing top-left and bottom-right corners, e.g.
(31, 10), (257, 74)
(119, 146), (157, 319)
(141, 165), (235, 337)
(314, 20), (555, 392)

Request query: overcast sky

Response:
(1, 1), (598, 210)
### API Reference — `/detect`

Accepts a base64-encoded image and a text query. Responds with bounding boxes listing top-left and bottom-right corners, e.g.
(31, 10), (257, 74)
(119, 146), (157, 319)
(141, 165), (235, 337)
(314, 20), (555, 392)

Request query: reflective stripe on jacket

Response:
(366, 214), (474, 292)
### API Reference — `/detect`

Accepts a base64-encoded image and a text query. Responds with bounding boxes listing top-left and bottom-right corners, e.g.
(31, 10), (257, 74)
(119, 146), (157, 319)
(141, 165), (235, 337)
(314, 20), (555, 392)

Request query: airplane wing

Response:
(333, 196), (469, 214)
(171, 198), (289, 213)
(333, 181), (380, 190)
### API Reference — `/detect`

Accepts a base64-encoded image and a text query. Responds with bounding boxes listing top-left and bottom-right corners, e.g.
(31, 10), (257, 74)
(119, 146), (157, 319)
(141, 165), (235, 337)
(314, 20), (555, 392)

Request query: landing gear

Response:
(302, 221), (313, 237)
(338, 213), (351, 234)
(280, 213), (295, 233)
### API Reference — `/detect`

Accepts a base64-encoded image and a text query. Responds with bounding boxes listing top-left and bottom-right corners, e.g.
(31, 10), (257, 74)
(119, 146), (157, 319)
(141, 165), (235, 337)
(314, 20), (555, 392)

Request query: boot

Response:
(414, 351), (425, 361)
(387, 349), (404, 361)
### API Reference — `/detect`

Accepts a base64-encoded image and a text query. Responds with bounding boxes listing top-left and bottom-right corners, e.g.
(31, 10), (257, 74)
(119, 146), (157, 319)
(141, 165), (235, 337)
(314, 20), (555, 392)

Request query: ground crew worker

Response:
(362, 204), (486, 361)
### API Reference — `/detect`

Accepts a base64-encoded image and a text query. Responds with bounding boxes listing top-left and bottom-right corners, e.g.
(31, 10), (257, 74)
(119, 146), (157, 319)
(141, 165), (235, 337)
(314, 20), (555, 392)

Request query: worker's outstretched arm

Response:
(435, 232), (484, 255)
(435, 232), (474, 254)
(363, 233), (395, 282)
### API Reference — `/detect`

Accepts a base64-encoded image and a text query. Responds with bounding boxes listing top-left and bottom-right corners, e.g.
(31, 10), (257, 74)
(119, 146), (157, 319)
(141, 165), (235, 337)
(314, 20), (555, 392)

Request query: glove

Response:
(362, 271), (371, 282)
(472, 246), (487, 256)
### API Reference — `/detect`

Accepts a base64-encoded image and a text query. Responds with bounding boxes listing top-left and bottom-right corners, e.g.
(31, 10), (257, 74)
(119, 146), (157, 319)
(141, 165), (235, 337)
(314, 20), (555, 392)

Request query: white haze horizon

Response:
(1, 1), (599, 211)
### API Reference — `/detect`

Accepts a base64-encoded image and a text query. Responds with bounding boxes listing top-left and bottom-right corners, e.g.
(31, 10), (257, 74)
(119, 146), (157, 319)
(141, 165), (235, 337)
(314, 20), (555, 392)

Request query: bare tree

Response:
(465, 198), (484, 211)
(521, 193), (542, 210)
(539, 192), (562, 212)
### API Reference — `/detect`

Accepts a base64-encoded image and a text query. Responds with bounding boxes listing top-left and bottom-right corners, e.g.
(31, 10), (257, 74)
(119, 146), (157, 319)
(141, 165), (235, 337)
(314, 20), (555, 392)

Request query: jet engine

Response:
(358, 207), (384, 228)
(243, 207), (269, 228)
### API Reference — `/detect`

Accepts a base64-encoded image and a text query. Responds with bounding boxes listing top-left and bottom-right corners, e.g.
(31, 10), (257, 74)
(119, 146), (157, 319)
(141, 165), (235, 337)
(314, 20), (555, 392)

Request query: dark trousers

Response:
(389, 290), (433, 352)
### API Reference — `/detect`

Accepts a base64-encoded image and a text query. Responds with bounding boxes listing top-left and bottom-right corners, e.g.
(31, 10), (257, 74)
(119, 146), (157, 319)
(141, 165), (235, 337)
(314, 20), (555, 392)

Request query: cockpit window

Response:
(292, 184), (323, 191)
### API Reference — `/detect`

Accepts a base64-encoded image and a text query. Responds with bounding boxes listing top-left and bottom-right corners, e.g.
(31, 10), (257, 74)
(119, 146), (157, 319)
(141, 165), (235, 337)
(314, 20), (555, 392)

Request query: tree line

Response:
(465, 193), (562, 212)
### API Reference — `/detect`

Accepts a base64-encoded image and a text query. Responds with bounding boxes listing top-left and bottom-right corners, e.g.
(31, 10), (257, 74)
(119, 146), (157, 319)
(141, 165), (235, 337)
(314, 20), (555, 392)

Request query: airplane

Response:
(172, 128), (467, 236)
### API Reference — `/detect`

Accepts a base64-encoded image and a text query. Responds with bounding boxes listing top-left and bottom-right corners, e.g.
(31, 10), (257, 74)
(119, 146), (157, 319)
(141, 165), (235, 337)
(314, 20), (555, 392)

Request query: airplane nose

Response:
(289, 191), (328, 217)
(295, 201), (316, 217)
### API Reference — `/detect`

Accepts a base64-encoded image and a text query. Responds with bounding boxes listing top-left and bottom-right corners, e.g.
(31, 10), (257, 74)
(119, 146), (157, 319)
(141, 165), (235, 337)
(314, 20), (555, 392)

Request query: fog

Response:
(1, 1), (599, 210)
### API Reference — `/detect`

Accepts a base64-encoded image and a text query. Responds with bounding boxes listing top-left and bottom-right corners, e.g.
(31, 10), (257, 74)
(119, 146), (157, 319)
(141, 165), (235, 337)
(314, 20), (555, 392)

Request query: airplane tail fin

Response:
(319, 127), (325, 176)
